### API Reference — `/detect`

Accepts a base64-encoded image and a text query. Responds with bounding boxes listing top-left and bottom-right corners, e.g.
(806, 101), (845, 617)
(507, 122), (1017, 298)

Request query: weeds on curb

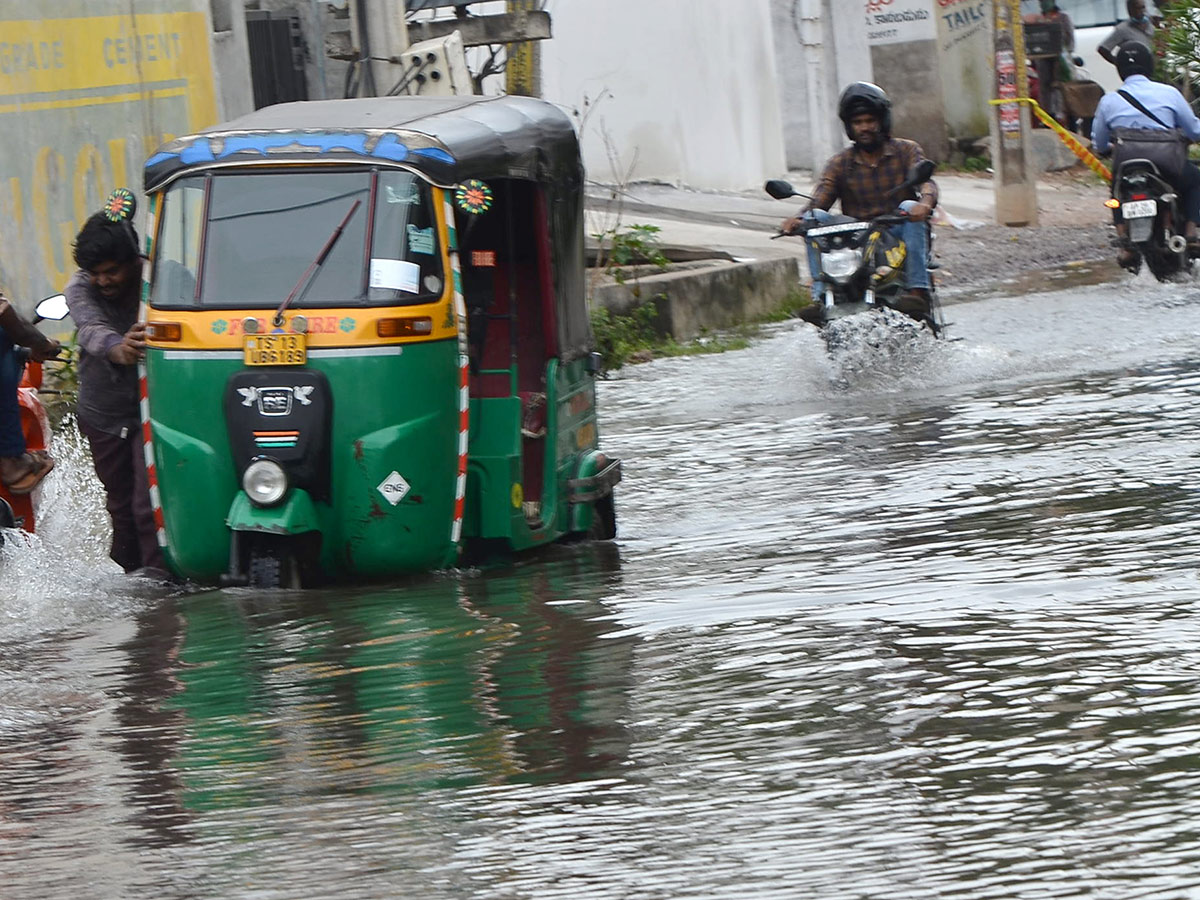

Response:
(591, 286), (813, 372)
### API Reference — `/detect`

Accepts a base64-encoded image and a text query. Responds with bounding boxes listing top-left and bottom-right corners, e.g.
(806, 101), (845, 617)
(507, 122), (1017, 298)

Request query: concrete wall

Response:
(936, 0), (993, 144)
(868, 0), (951, 161)
(771, 0), (873, 172)
(593, 257), (803, 341)
(537, 0), (787, 192)
(0, 0), (248, 312)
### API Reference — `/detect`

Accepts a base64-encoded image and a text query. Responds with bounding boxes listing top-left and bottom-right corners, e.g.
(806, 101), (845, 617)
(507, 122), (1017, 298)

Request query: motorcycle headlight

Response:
(243, 458), (288, 507)
(821, 248), (863, 283)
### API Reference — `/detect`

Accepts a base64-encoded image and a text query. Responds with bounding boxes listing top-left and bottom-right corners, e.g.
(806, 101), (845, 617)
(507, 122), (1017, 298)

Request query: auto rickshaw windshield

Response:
(150, 168), (444, 309)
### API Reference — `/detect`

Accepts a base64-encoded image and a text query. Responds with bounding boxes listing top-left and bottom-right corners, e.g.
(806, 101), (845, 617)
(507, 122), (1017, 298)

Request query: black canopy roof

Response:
(144, 95), (582, 192)
(143, 95), (594, 361)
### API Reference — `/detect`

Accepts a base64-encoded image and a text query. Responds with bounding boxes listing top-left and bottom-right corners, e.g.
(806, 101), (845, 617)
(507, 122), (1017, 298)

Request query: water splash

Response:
(0, 416), (148, 640)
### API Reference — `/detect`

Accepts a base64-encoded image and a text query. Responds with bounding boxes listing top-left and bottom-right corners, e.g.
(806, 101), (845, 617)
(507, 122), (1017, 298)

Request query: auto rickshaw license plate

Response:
(244, 333), (307, 366)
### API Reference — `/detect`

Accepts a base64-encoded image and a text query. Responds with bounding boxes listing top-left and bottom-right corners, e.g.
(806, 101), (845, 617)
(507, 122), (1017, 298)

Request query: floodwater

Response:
(6, 272), (1200, 898)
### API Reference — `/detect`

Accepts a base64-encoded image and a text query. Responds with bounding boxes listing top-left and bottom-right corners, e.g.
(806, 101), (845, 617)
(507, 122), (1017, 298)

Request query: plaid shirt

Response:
(805, 138), (938, 220)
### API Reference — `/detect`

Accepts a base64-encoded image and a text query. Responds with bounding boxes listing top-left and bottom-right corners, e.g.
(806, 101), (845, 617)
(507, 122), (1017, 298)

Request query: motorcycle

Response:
(0, 293), (70, 535)
(1109, 154), (1197, 282)
(765, 159), (945, 337)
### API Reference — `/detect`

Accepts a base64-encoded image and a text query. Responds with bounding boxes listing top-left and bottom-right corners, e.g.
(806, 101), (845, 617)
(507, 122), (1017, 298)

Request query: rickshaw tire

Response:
(588, 493), (618, 541)
(247, 547), (302, 589)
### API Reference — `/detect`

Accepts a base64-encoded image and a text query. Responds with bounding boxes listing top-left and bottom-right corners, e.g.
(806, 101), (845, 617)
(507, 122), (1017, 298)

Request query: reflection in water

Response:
(6, 280), (1200, 896)
(167, 543), (633, 814)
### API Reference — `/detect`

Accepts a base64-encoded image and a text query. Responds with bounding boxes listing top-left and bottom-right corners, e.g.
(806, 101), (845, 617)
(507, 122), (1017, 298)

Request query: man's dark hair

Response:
(72, 211), (140, 271)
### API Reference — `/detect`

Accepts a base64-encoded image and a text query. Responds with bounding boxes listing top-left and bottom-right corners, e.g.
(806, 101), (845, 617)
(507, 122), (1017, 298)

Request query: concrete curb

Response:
(590, 256), (804, 341)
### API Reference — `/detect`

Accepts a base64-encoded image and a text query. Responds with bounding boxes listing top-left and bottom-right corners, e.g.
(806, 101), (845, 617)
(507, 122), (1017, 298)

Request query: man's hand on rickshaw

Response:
(109, 323), (147, 365)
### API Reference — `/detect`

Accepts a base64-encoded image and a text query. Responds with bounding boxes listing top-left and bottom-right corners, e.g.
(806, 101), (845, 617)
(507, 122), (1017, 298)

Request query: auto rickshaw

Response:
(140, 95), (621, 587)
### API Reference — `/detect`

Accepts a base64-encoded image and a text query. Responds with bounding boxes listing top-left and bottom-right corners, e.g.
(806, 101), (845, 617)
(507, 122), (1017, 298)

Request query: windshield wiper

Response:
(273, 199), (362, 327)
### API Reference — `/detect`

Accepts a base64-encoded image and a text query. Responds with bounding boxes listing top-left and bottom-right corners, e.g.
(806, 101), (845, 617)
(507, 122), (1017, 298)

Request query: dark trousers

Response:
(0, 326), (24, 458)
(79, 419), (164, 573)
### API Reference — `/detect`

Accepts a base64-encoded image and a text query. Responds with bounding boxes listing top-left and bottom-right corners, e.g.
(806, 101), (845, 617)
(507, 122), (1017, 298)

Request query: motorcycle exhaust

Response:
(1168, 234), (1188, 254)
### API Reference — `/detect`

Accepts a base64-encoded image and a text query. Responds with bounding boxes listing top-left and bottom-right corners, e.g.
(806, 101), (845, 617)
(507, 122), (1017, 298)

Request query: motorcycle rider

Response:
(1090, 41), (1200, 269)
(780, 82), (937, 323)
(0, 296), (60, 495)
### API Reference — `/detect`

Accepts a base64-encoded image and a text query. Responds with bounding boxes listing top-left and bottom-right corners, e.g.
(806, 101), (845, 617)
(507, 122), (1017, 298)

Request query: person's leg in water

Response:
(891, 199), (933, 321)
(78, 420), (142, 572)
(800, 208), (833, 324)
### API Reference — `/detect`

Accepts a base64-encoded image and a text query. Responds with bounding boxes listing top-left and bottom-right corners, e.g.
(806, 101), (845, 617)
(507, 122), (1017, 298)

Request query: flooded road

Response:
(6, 273), (1200, 898)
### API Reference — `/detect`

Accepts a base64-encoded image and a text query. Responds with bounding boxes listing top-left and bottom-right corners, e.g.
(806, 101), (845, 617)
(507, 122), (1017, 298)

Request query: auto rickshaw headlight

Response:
(243, 458), (288, 507)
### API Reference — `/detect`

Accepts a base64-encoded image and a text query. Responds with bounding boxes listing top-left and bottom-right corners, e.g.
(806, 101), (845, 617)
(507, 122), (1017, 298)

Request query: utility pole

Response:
(991, 0), (1038, 226)
(348, 0), (410, 96)
(505, 0), (540, 97)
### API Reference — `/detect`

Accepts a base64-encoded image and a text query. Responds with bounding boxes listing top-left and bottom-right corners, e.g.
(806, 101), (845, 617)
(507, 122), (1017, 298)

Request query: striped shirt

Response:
(805, 138), (938, 220)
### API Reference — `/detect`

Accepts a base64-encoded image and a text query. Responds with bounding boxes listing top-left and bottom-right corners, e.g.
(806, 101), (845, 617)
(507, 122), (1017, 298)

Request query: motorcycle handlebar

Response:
(776, 210), (914, 238)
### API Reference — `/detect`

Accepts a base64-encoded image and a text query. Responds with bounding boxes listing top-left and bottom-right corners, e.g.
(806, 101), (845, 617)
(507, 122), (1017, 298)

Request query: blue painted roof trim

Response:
(145, 131), (456, 176)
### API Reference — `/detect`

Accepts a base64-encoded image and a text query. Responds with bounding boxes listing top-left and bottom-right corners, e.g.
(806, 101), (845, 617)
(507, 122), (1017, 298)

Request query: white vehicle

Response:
(1021, 0), (1165, 93)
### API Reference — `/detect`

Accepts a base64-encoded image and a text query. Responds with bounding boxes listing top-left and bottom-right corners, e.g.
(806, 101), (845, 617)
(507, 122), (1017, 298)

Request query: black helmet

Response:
(1116, 42), (1155, 80)
(838, 82), (892, 141)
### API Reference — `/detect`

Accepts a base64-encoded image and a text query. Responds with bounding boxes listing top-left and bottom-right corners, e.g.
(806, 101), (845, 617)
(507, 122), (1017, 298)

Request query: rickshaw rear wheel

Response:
(588, 493), (617, 541)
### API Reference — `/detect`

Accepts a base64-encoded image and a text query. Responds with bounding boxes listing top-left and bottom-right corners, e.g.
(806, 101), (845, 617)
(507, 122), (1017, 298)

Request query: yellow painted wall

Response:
(0, 9), (219, 311)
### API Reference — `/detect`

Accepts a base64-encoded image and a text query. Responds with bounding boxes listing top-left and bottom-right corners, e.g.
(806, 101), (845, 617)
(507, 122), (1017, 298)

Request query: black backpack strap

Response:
(1117, 89), (1172, 130)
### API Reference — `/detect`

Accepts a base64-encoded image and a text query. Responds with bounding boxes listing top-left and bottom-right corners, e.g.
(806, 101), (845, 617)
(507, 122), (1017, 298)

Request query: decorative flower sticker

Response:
(212, 319), (228, 334)
(339, 317), (356, 333)
(104, 187), (136, 223)
(455, 179), (493, 215)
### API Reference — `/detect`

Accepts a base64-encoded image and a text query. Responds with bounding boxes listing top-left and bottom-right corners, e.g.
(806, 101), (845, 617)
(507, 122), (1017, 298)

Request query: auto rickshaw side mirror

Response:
(586, 351), (604, 375)
(34, 293), (69, 322)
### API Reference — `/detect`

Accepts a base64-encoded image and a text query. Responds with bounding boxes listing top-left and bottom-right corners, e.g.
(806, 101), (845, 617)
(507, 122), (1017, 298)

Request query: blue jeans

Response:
(804, 199), (931, 296)
(0, 325), (24, 458)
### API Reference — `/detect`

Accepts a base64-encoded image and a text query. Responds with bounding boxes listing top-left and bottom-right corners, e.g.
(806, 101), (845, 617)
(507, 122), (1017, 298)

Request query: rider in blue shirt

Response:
(1091, 42), (1200, 268)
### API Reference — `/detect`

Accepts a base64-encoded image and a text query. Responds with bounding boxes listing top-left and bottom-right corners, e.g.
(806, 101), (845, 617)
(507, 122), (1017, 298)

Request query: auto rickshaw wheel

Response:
(247, 546), (302, 589)
(588, 493), (617, 541)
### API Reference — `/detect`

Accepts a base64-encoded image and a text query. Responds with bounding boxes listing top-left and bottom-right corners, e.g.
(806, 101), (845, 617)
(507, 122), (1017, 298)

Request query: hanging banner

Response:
(865, 0), (937, 46)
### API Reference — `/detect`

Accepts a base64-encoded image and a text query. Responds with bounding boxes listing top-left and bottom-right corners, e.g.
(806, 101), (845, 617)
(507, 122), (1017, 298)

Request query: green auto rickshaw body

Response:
(141, 95), (620, 586)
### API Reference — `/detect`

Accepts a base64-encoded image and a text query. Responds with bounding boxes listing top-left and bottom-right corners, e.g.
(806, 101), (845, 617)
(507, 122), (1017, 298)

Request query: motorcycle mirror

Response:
(888, 160), (937, 198)
(764, 179), (797, 200)
(34, 293), (69, 322)
(906, 160), (935, 188)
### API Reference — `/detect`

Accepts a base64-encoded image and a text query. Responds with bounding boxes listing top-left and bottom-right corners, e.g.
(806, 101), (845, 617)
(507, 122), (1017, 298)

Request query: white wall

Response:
(536, 0), (786, 191)
(772, 0), (873, 171)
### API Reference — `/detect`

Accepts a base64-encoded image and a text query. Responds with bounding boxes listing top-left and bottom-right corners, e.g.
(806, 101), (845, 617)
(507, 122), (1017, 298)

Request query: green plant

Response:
(1159, 1), (1200, 100)
(593, 222), (670, 284)
(590, 302), (661, 371)
(589, 287), (813, 371)
(39, 333), (79, 429)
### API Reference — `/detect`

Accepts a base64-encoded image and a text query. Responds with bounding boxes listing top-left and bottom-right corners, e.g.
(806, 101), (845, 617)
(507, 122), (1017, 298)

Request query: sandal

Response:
(1117, 248), (1141, 271)
(3, 452), (54, 495)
